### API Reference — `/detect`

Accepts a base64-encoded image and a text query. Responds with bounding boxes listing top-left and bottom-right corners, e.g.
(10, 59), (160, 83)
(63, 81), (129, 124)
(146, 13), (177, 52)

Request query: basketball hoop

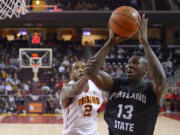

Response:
(19, 48), (52, 82)
(32, 64), (39, 82)
(0, 0), (28, 20)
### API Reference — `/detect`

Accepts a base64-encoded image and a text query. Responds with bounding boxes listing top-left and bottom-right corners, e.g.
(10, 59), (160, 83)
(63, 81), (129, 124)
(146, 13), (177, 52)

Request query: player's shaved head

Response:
(72, 61), (85, 81)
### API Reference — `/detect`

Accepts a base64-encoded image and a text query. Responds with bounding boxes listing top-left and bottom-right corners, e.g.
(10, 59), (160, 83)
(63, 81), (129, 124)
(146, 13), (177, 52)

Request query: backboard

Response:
(19, 48), (52, 68)
(19, 48), (52, 81)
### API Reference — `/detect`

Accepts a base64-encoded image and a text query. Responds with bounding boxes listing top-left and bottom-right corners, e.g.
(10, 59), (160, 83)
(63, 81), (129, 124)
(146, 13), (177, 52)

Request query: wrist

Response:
(107, 39), (116, 46)
(142, 40), (149, 46)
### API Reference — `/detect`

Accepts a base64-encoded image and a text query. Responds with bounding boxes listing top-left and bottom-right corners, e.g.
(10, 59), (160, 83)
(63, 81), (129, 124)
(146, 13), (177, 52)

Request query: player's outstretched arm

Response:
(85, 30), (126, 92)
(138, 14), (167, 104)
(86, 28), (124, 76)
(61, 76), (88, 98)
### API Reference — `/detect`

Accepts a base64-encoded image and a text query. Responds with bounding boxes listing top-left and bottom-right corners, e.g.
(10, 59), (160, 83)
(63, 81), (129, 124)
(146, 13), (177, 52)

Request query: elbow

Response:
(162, 73), (167, 85)
(158, 77), (168, 93)
(159, 75), (167, 88)
(153, 70), (167, 85)
(154, 73), (167, 87)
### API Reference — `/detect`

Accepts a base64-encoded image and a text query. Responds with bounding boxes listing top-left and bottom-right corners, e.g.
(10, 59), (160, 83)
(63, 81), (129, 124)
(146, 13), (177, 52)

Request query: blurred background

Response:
(0, 0), (180, 135)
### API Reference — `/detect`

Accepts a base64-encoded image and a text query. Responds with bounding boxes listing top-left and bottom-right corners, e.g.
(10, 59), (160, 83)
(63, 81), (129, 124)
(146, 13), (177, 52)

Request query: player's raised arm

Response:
(85, 29), (126, 92)
(138, 14), (167, 104)
(86, 29), (121, 75)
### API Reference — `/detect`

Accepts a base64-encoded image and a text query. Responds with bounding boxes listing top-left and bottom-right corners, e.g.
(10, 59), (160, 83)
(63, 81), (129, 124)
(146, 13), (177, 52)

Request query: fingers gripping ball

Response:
(109, 6), (140, 38)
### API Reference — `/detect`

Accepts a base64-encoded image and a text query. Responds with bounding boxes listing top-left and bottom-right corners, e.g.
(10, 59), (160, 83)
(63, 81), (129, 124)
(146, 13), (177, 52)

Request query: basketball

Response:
(109, 6), (140, 38)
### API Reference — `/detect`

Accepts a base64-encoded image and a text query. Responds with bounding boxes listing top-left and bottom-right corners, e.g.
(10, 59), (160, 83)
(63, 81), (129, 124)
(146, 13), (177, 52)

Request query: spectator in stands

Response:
(67, 0), (71, 10)
(165, 87), (179, 113)
(75, 1), (81, 10)
(0, 61), (6, 69)
(0, 103), (4, 113)
(0, 81), (6, 94)
(45, 96), (54, 113)
(62, 56), (70, 66)
(52, 57), (60, 68)
(41, 83), (50, 95)
(87, 1), (93, 10)
(158, 52), (164, 61)
(55, 79), (63, 90)
(165, 88), (174, 113)
(1, 69), (6, 80)
(58, 63), (65, 74)
(15, 90), (26, 107)
(5, 81), (13, 94)
(7, 95), (16, 113)
(5, 73), (13, 84)
(116, 65), (125, 79)
(57, 1), (63, 10)
(12, 73), (21, 88)
(22, 82), (30, 92)
(92, 2), (97, 10)
(172, 87), (179, 112)
(81, 0), (88, 10)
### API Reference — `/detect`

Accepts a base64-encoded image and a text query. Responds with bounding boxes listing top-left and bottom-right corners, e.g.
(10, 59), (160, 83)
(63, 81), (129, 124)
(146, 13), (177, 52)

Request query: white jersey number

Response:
(83, 105), (92, 117)
(117, 104), (133, 120)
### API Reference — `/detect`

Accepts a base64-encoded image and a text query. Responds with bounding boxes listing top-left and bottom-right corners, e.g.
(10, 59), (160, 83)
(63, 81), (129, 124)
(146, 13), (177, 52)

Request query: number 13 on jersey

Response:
(118, 104), (134, 120)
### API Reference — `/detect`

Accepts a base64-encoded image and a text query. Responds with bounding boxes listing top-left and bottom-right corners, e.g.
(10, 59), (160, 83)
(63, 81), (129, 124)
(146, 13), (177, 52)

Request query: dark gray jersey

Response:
(104, 79), (160, 135)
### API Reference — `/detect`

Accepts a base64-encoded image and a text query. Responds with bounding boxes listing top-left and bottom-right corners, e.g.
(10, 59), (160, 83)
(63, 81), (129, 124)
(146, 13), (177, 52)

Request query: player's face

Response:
(126, 56), (146, 81)
(72, 62), (85, 81)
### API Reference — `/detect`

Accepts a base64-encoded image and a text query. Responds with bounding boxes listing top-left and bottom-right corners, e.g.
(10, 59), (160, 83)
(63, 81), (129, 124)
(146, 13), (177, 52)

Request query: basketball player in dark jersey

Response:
(85, 14), (167, 135)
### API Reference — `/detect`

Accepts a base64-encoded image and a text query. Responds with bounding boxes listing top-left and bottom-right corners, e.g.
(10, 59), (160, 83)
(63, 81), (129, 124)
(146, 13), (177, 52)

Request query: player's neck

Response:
(128, 77), (146, 86)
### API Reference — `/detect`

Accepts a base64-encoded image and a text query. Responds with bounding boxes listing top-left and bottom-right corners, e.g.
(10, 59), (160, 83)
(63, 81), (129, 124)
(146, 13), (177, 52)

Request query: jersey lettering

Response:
(114, 120), (134, 132)
(78, 96), (100, 105)
(109, 91), (147, 104)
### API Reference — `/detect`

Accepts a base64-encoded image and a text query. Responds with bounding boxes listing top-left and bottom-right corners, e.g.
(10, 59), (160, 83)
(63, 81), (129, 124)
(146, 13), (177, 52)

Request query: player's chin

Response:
(126, 73), (136, 79)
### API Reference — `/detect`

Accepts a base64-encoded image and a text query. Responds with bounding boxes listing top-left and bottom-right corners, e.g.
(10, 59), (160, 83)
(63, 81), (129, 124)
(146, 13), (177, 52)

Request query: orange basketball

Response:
(109, 6), (140, 38)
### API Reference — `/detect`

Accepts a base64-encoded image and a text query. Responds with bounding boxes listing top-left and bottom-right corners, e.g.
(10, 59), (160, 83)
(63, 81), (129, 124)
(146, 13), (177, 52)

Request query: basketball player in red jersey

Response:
(85, 14), (167, 135)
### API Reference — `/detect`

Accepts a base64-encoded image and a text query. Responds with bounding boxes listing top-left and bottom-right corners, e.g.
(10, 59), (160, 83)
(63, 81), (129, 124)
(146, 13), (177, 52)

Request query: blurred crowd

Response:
(53, 0), (180, 11)
(26, 0), (180, 11)
(55, 0), (141, 11)
(0, 34), (180, 113)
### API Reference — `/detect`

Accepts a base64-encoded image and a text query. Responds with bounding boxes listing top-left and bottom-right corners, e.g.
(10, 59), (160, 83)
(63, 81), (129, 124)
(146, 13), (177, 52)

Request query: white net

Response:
(32, 64), (40, 73)
(0, 0), (28, 20)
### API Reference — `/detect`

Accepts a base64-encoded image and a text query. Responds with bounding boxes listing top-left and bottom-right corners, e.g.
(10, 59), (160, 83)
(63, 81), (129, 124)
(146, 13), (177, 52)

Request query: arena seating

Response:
(0, 36), (180, 113)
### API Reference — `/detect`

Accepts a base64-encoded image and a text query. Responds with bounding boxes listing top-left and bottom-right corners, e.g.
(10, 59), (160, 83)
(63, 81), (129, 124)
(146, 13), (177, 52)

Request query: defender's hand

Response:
(84, 57), (97, 77)
(138, 13), (148, 44)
